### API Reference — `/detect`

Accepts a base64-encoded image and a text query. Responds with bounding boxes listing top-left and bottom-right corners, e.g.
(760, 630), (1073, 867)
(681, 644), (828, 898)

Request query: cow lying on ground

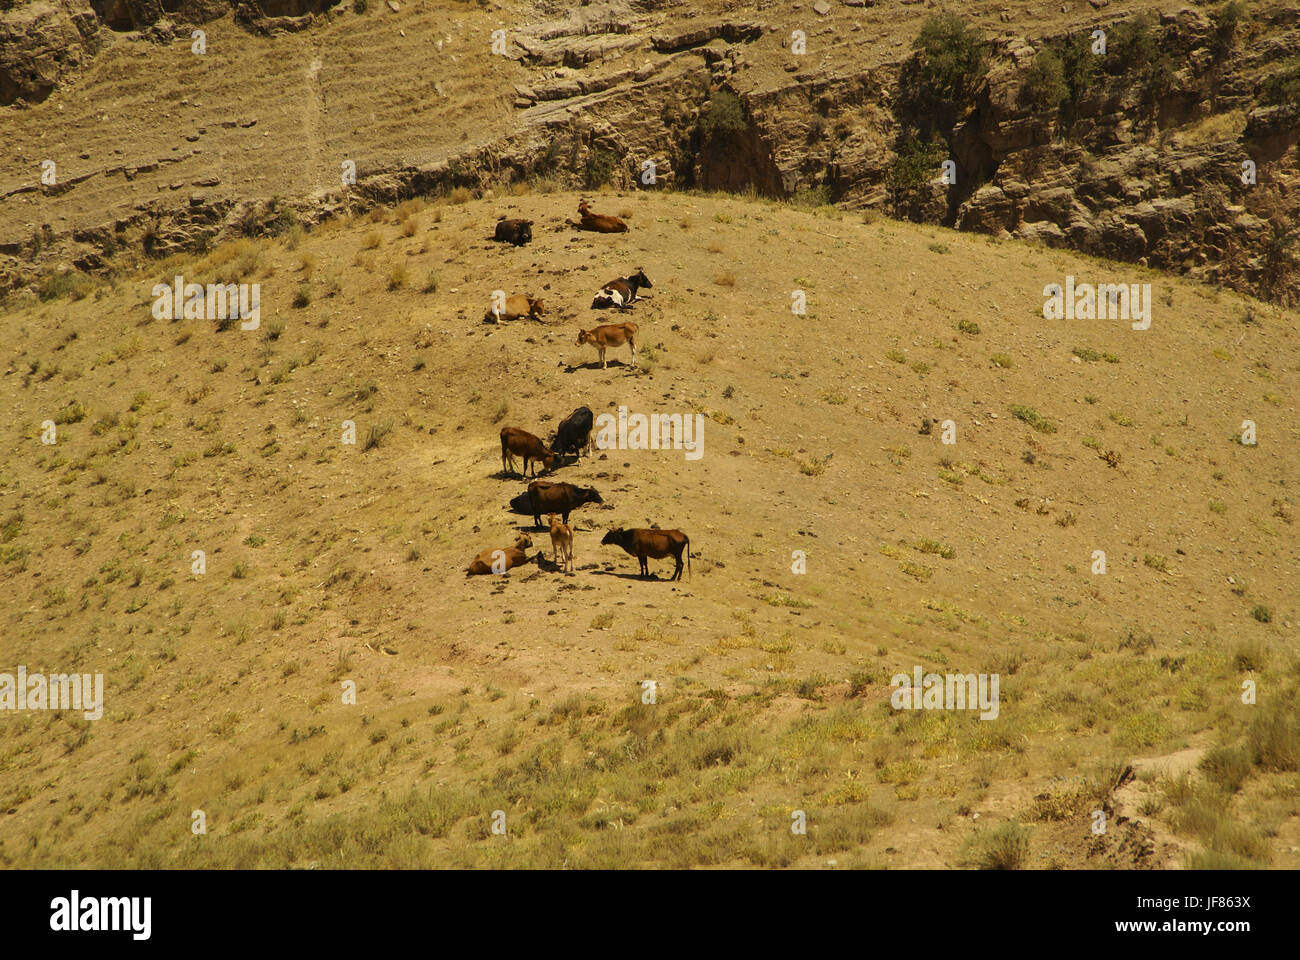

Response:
(527, 480), (603, 529)
(500, 427), (557, 477)
(484, 294), (546, 323)
(549, 406), (594, 462)
(601, 527), (691, 580)
(492, 218), (533, 246)
(548, 514), (574, 573)
(575, 200), (627, 233)
(591, 268), (652, 310)
(465, 534), (533, 576)
(577, 321), (637, 368)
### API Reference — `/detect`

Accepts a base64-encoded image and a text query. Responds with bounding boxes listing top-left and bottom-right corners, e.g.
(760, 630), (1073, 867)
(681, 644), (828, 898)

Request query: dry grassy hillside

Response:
(0, 187), (1297, 869)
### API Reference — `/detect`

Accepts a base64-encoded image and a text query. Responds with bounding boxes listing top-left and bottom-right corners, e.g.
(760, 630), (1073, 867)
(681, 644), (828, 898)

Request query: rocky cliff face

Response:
(2, 0), (1297, 306)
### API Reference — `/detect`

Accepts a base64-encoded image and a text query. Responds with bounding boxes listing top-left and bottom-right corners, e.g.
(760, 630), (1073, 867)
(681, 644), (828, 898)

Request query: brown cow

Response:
(577, 321), (637, 368)
(527, 480), (603, 529)
(576, 200), (628, 233)
(484, 294), (546, 323)
(500, 427), (557, 477)
(465, 534), (533, 576)
(601, 527), (691, 580)
(547, 514), (574, 573)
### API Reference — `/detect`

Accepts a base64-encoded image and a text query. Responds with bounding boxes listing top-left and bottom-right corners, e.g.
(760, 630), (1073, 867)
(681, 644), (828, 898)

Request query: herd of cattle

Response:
(464, 200), (692, 582)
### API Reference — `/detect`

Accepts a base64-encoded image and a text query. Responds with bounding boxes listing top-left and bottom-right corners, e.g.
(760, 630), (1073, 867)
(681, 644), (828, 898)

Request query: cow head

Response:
(515, 534), (533, 549)
(527, 297), (546, 317)
(578, 200), (591, 216)
(630, 268), (652, 289)
(600, 527), (624, 547)
(576, 328), (592, 346)
(516, 222), (533, 244)
(583, 486), (604, 505)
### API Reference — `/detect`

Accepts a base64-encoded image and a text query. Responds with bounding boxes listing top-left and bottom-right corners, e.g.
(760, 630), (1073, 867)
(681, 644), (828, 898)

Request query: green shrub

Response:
(889, 137), (948, 194)
(912, 13), (989, 106)
(1023, 48), (1068, 110)
(699, 90), (749, 140)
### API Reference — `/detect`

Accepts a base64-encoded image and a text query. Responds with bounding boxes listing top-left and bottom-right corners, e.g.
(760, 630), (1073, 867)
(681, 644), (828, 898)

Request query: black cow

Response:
(550, 406), (594, 462)
(527, 481), (603, 529)
(493, 218), (533, 246)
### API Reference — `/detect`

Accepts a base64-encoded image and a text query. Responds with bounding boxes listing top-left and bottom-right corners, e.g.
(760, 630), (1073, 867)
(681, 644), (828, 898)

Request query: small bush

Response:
(1023, 48), (1068, 110)
(912, 13), (989, 106)
(963, 822), (1030, 870)
(1010, 404), (1055, 433)
(699, 90), (749, 140)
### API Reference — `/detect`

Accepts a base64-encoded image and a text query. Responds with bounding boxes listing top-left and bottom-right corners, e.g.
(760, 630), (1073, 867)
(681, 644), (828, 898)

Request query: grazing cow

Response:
(465, 534), (533, 576)
(591, 268), (652, 310)
(500, 427), (557, 477)
(577, 321), (638, 368)
(576, 200), (628, 233)
(492, 218), (533, 246)
(550, 406), (594, 462)
(547, 514), (574, 573)
(484, 294), (546, 323)
(601, 527), (691, 580)
(527, 480), (603, 529)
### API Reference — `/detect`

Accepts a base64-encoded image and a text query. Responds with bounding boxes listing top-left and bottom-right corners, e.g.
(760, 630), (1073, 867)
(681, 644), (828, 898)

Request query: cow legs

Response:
(629, 337), (637, 366)
(599, 347), (607, 369)
(638, 555), (649, 578)
(672, 551), (684, 581)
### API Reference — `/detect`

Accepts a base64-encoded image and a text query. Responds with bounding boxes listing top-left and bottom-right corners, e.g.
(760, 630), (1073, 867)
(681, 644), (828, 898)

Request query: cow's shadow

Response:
(494, 469), (558, 482)
(562, 359), (634, 374)
(590, 568), (673, 582)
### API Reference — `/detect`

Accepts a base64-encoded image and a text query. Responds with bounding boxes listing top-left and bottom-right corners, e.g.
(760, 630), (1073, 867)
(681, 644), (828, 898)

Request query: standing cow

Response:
(527, 480), (603, 529)
(550, 406), (594, 462)
(601, 527), (691, 580)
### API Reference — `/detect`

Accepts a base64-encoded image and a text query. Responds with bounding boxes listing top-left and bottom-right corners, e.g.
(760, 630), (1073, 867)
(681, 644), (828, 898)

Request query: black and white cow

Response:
(591, 268), (653, 310)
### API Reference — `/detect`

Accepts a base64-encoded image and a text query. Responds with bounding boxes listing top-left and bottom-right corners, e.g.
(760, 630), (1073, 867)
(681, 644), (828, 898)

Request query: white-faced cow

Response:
(493, 218), (533, 246)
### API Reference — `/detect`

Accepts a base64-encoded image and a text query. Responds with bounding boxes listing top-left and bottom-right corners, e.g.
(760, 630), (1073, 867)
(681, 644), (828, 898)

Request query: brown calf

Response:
(576, 321), (638, 368)
(484, 294), (546, 323)
(465, 534), (533, 576)
(601, 527), (691, 581)
(576, 200), (628, 233)
(500, 427), (557, 477)
(547, 514), (574, 573)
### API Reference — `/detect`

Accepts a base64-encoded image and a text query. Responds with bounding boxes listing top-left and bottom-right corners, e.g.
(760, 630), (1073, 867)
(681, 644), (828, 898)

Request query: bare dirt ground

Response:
(0, 186), (1296, 868)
